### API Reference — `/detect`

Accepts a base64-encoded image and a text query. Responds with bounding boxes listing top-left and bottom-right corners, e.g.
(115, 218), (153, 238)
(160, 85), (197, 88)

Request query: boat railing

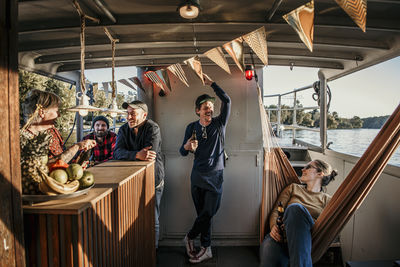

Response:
(264, 83), (321, 144)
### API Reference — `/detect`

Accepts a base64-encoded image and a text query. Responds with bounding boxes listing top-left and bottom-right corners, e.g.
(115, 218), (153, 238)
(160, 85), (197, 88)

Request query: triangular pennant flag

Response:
(283, 0), (314, 52)
(129, 77), (146, 94)
(335, 0), (367, 32)
(167, 63), (189, 87)
(156, 69), (171, 91)
(242, 27), (269, 66)
(118, 79), (136, 90)
(223, 37), (245, 72)
(93, 82), (98, 93)
(204, 47), (231, 74)
(144, 71), (166, 92)
(102, 82), (109, 97)
(184, 56), (204, 85)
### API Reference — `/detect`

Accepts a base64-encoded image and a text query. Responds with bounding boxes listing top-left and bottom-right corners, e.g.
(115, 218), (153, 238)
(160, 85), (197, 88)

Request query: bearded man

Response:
(83, 115), (116, 164)
(180, 74), (231, 263)
(113, 100), (165, 249)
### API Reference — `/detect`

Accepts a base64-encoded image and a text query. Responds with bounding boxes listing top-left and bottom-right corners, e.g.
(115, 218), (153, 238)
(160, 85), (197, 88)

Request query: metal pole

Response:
(76, 79), (84, 141)
(318, 70), (327, 153)
(292, 91), (297, 144)
(277, 95), (282, 137)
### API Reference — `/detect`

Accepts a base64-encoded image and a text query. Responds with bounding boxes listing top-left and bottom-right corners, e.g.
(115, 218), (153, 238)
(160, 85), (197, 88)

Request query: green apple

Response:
(79, 171), (94, 188)
(50, 169), (68, 184)
(66, 163), (83, 180)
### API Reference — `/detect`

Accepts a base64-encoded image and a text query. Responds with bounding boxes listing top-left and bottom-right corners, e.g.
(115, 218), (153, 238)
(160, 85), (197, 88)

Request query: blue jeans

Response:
(259, 203), (315, 267)
(188, 185), (222, 247)
(155, 184), (164, 248)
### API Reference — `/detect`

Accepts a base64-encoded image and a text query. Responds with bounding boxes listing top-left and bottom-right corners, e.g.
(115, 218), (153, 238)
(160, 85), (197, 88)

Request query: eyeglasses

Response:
(201, 126), (207, 139)
(304, 164), (320, 171)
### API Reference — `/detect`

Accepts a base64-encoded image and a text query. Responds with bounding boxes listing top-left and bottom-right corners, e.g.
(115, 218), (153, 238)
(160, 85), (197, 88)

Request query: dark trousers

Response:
(187, 185), (222, 247)
(155, 184), (163, 248)
(259, 203), (315, 267)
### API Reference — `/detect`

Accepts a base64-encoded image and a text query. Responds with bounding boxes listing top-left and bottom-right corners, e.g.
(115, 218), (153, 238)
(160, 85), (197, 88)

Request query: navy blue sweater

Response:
(114, 119), (165, 187)
(179, 83), (231, 173)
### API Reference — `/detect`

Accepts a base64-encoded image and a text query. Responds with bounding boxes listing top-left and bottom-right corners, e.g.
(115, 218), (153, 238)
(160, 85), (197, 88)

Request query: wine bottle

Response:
(276, 201), (286, 242)
(191, 129), (197, 141)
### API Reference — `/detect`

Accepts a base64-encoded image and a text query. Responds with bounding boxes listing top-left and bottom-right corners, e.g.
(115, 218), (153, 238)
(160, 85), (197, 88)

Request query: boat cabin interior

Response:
(1, 0), (400, 266)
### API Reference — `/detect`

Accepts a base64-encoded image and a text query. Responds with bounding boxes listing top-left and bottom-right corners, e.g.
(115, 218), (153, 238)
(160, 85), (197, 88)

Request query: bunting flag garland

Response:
(204, 47), (231, 74)
(83, 0), (368, 93)
(144, 71), (167, 92)
(129, 77), (146, 94)
(156, 69), (171, 91)
(184, 56), (205, 85)
(335, 0), (367, 32)
(102, 82), (110, 97)
(118, 79), (136, 90)
(167, 63), (189, 87)
(283, 0), (315, 52)
(242, 27), (269, 66)
(223, 37), (245, 72)
(119, 79), (134, 90)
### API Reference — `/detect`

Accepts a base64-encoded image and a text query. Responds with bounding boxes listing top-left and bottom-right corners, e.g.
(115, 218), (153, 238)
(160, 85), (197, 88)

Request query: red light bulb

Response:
(245, 65), (254, 80)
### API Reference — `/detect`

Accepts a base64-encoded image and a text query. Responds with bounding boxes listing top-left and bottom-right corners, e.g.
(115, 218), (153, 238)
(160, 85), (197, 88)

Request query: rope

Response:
(312, 81), (332, 110)
(80, 14), (86, 93)
(104, 27), (119, 99)
(72, 0), (100, 94)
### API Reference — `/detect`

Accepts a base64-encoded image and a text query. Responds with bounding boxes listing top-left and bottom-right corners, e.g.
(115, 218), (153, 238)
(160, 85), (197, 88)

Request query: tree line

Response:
(265, 102), (388, 129)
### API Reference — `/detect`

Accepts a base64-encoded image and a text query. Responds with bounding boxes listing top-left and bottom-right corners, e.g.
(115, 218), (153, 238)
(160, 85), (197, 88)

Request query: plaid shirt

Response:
(83, 131), (117, 163)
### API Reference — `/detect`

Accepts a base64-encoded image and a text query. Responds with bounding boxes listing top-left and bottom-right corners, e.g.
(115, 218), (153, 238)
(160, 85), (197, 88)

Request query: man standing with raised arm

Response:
(180, 74), (231, 264)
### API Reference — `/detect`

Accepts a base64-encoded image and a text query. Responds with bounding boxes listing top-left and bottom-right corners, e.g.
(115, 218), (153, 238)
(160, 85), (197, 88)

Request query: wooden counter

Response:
(23, 160), (155, 267)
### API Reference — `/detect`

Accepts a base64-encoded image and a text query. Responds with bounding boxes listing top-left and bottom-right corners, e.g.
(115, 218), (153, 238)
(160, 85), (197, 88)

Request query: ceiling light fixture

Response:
(177, 0), (201, 19)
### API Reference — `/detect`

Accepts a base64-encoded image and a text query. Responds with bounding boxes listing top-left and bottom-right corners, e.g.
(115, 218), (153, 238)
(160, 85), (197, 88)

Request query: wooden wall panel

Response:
(0, 0), (25, 266)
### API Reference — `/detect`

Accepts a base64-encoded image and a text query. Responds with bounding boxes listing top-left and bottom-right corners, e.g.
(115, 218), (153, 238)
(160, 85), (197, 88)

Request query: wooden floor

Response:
(156, 246), (260, 267)
(156, 246), (343, 267)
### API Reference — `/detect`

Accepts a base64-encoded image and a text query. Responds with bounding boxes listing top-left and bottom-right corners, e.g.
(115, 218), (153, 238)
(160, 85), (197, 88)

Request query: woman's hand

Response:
(78, 139), (97, 151)
(270, 224), (283, 242)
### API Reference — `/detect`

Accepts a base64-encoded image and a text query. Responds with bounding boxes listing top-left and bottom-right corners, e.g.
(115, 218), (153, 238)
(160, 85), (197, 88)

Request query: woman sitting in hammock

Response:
(260, 159), (337, 267)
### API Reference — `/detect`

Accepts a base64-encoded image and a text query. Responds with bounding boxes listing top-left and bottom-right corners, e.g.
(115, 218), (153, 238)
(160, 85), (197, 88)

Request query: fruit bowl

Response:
(22, 183), (95, 205)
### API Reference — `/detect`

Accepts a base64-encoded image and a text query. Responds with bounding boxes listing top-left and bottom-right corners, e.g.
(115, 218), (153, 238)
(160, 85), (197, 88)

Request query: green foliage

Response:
(265, 104), (371, 129)
(362, 116), (389, 129)
(19, 70), (75, 136)
(350, 116), (363, 128)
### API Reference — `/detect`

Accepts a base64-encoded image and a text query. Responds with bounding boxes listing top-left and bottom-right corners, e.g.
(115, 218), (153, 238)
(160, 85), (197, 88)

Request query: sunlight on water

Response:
(279, 129), (400, 166)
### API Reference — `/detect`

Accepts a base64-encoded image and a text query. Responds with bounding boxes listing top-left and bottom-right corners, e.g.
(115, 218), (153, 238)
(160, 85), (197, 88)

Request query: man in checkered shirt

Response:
(83, 116), (116, 164)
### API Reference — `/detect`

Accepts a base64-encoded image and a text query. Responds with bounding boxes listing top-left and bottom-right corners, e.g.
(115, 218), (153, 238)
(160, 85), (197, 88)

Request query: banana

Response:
(37, 168), (80, 194)
(38, 181), (58, 196)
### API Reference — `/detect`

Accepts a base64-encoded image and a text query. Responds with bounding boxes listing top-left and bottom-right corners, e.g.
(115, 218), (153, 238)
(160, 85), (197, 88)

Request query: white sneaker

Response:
(183, 235), (196, 258)
(189, 246), (212, 264)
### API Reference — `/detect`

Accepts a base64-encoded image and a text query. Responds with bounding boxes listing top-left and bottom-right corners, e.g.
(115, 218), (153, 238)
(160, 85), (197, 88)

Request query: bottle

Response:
(276, 201), (286, 242)
(191, 129), (197, 141)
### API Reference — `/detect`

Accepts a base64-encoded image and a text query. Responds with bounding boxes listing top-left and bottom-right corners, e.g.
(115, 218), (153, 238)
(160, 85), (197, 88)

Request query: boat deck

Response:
(157, 246), (259, 267)
(156, 246), (343, 267)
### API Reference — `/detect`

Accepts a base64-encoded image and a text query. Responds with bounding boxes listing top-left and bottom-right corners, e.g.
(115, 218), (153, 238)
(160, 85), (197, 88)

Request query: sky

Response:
(85, 66), (137, 96)
(85, 57), (399, 119)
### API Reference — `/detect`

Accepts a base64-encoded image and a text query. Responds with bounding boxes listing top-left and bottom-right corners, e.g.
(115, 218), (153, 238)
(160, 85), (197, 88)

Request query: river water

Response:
(279, 128), (400, 167)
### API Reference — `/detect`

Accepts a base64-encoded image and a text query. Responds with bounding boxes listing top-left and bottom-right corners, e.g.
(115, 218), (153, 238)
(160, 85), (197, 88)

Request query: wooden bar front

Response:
(23, 161), (155, 267)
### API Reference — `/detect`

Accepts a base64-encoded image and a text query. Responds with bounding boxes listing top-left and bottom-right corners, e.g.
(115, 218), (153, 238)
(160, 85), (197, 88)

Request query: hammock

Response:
(258, 83), (400, 262)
